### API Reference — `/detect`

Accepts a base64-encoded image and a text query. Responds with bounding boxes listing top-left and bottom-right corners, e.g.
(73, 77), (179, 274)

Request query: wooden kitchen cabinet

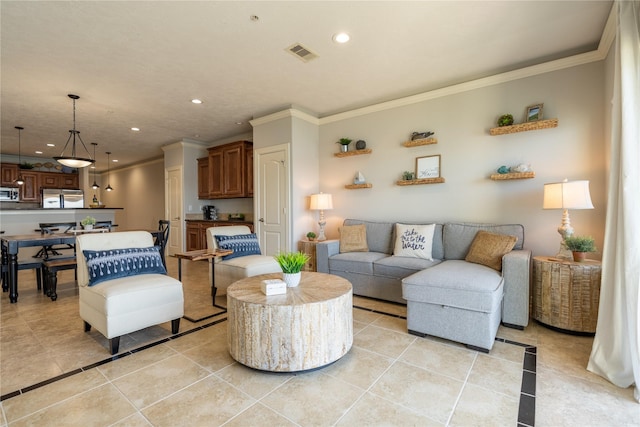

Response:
(204, 140), (253, 199)
(1, 163), (18, 185)
(20, 171), (40, 201)
(197, 157), (210, 199)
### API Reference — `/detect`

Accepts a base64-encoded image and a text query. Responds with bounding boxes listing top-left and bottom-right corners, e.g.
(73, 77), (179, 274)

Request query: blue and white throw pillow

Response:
(214, 233), (261, 260)
(83, 246), (166, 286)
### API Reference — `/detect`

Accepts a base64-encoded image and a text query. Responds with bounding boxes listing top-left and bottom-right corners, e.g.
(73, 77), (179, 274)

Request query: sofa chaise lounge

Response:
(317, 219), (531, 351)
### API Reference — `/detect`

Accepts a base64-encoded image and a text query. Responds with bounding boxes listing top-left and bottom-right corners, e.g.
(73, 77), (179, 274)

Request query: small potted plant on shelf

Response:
(273, 251), (310, 287)
(336, 138), (352, 153)
(497, 114), (514, 127)
(80, 216), (97, 230)
(564, 235), (596, 262)
(306, 231), (317, 242)
(402, 171), (415, 181)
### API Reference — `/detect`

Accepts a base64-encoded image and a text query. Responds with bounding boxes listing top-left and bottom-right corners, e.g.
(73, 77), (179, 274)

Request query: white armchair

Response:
(206, 225), (281, 295)
(76, 231), (184, 354)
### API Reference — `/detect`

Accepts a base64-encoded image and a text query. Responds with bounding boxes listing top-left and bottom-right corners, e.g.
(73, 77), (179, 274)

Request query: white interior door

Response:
(255, 144), (289, 255)
(166, 166), (183, 255)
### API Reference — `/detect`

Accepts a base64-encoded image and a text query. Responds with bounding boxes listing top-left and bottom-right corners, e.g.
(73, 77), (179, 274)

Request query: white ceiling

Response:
(1, 1), (612, 172)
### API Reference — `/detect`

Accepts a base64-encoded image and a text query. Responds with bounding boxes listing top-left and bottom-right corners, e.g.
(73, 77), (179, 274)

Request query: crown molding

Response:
(251, 108), (320, 127)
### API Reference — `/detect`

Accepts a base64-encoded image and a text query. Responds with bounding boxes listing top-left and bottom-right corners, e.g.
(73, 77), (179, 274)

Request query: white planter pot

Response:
(83, 224), (94, 230)
(282, 272), (301, 288)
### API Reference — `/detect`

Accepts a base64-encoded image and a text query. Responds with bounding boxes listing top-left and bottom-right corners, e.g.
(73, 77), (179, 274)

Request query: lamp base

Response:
(317, 220), (327, 241)
(555, 240), (573, 261)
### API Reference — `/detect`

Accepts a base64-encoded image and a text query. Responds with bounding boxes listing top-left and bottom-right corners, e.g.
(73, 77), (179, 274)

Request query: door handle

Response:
(259, 218), (264, 222)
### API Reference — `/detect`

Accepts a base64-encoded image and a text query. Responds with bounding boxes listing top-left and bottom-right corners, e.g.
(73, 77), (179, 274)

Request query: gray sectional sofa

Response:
(316, 219), (531, 351)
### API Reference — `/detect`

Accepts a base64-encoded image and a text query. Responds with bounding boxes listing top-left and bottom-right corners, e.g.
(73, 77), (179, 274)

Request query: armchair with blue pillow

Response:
(206, 225), (281, 295)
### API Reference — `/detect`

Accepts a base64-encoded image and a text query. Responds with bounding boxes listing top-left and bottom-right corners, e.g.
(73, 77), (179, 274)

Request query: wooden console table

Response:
(532, 256), (601, 334)
(174, 248), (232, 307)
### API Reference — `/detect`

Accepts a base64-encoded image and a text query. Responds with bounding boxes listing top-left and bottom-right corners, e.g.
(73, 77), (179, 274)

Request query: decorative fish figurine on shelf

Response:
(411, 131), (434, 140)
(497, 166), (510, 174)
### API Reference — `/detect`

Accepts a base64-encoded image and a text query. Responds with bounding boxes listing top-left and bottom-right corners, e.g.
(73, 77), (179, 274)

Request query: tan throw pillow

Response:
(339, 224), (369, 253)
(394, 223), (435, 260)
(465, 230), (517, 271)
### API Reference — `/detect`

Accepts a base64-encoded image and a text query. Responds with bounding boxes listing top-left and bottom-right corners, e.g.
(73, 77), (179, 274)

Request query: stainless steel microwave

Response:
(0, 187), (19, 201)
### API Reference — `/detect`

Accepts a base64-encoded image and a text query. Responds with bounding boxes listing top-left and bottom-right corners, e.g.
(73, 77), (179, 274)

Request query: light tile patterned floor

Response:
(1, 257), (638, 426)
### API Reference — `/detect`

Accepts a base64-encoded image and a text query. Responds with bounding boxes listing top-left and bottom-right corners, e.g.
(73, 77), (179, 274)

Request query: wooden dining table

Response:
(1, 229), (164, 303)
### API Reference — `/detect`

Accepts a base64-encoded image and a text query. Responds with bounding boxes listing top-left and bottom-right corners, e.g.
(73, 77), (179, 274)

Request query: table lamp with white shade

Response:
(309, 193), (333, 241)
(543, 179), (594, 259)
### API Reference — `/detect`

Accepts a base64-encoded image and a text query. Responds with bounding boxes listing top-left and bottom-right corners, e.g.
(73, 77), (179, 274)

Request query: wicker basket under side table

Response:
(533, 256), (601, 334)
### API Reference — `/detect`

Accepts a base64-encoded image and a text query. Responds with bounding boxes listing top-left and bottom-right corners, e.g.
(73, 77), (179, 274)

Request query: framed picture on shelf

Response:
(525, 103), (544, 122)
(416, 155), (441, 179)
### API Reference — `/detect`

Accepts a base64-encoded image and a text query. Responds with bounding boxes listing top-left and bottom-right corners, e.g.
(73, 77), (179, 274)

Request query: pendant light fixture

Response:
(54, 94), (95, 168)
(14, 126), (25, 186)
(105, 151), (114, 191)
(91, 143), (100, 189)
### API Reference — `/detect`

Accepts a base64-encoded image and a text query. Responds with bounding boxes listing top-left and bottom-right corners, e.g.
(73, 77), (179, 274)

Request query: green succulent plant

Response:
(336, 138), (352, 146)
(306, 231), (317, 240)
(273, 251), (310, 273)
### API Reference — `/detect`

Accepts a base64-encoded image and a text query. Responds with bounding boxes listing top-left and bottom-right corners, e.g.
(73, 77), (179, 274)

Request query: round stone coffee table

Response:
(226, 272), (353, 372)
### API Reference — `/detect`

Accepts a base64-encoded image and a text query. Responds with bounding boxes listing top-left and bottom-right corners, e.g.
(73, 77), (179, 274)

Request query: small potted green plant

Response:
(306, 231), (317, 242)
(80, 216), (97, 230)
(274, 251), (310, 287)
(402, 171), (415, 181)
(564, 235), (596, 262)
(336, 138), (352, 153)
(497, 114), (514, 127)
(19, 161), (35, 169)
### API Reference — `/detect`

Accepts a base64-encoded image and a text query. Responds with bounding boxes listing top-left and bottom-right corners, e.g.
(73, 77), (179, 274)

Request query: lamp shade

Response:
(543, 180), (594, 210)
(310, 193), (333, 210)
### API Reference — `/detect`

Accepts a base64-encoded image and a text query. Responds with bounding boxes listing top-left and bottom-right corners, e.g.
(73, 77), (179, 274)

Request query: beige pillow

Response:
(339, 224), (369, 253)
(394, 223), (435, 260)
(465, 230), (517, 271)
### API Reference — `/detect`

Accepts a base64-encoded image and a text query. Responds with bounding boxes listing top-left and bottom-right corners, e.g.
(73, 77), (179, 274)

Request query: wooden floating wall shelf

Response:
(490, 172), (535, 180)
(334, 149), (372, 158)
(402, 138), (437, 147)
(396, 177), (445, 186)
(345, 183), (373, 189)
(489, 118), (558, 135)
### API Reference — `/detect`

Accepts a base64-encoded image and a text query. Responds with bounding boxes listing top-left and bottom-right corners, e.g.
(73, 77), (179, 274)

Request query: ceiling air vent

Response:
(286, 43), (318, 63)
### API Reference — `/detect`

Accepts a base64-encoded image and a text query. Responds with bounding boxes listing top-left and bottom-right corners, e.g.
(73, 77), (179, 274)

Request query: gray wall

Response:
(318, 61), (607, 259)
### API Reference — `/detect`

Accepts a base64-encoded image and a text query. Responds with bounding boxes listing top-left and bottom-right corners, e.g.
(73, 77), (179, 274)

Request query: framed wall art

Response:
(416, 155), (441, 179)
(525, 103), (543, 122)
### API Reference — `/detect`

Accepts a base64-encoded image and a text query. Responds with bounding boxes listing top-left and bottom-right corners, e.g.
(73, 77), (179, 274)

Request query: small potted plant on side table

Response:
(306, 231), (317, 242)
(274, 251), (310, 287)
(564, 235), (596, 262)
(80, 216), (97, 230)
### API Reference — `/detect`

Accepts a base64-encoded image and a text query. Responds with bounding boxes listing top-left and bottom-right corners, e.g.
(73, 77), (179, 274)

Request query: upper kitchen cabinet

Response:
(197, 157), (210, 199)
(40, 172), (78, 189)
(203, 140), (253, 199)
(1, 163), (18, 186)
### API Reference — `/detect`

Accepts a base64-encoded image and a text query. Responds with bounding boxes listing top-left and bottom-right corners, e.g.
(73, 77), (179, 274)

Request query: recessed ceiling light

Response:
(191, 99), (203, 104)
(47, 143), (55, 147)
(112, 159), (118, 163)
(35, 151), (43, 154)
(332, 32), (350, 43)
(131, 127), (140, 132)
(236, 122), (243, 125)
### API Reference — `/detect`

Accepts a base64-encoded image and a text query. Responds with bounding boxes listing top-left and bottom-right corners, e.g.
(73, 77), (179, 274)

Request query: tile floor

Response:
(1, 257), (638, 426)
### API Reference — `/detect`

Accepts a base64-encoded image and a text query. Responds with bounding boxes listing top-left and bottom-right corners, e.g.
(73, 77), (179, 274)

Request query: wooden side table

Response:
(298, 240), (318, 272)
(174, 248), (232, 307)
(532, 256), (602, 334)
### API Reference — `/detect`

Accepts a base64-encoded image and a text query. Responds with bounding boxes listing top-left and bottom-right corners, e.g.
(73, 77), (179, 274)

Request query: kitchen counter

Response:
(0, 207), (124, 211)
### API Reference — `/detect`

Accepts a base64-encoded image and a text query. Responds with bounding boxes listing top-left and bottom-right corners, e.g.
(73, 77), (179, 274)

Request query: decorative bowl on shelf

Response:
(89, 204), (106, 209)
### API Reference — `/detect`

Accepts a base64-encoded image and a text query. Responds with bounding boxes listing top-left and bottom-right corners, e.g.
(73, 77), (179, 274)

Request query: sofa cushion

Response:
(344, 219), (394, 254)
(83, 246), (167, 287)
(215, 233), (261, 260)
(329, 252), (388, 275)
(443, 223), (524, 260)
(374, 256), (442, 278)
(402, 260), (504, 313)
(393, 223), (436, 260)
(339, 224), (369, 253)
(465, 230), (517, 271)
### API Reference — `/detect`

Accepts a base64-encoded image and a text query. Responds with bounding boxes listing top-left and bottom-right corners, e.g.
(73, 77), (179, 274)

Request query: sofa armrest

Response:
(316, 240), (339, 273)
(501, 249), (531, 328)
